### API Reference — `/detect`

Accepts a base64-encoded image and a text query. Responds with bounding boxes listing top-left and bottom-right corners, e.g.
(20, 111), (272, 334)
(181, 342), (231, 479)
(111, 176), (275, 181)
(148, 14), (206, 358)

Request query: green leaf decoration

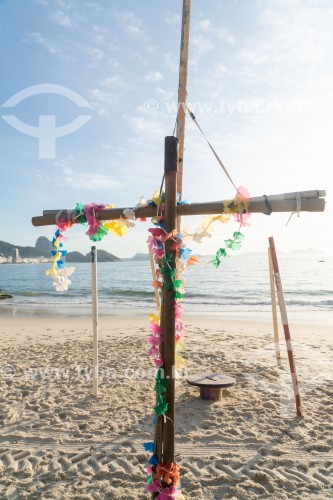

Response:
(161, 267), (176, 281)
(155, 378), (168, 394)
(175, 291), (183, 299)
(217, 248), (227, 258)
(166, 280), (175, 291)
(75, 202), (85, 212)
(74, 203), (87, 224)
(213, 256), (221, 268)
(90, 224), (109, 241)
(224, 239), (234, 249)
(213, 247), (227, 268)
(155, 370), (168, 395)
(154, 401), (169, 416)
(173, 279), (182, 289)
(213, 231), (245, 267)
(157, 393), (165, 404)
(159, 254), (173, 265)
(231, 241), (242, 250)
(233, 231), (244, 242)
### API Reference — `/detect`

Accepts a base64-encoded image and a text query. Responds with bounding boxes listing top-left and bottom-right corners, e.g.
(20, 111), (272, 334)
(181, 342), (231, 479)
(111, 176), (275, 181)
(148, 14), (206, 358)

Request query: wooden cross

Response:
(31, 136), (325, 475)
(31, 0), (326, 495)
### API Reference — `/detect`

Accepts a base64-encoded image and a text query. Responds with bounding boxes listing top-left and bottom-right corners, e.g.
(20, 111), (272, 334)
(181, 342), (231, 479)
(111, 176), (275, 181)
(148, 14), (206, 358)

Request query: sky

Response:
(0, 0), (332, 258)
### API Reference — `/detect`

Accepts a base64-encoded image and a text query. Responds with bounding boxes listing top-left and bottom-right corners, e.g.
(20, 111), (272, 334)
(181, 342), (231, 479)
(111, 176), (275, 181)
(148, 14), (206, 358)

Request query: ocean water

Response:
(0, 254), (332, 321)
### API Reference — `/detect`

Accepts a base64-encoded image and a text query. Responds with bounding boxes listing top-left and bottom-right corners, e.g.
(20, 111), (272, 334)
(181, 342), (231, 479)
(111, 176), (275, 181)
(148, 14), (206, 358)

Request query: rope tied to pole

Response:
(263, 195), (273, 215)
(285, 192), (302, 226)
(186, 106), (240, 193)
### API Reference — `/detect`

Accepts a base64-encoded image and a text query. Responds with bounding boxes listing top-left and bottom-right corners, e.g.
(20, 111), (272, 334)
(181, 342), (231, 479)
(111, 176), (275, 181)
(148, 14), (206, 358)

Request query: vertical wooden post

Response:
(162, 136), (179, 461)
(91, 246), (98, 397)
(268, 247), (282, 367)
(152, 137), (178, 499)
(268, 237), (303, 417)
(176, 0), (191, 232)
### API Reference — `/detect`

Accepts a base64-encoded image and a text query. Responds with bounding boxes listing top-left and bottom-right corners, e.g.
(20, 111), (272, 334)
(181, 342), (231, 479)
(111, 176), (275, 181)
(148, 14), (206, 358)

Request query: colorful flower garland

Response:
(45, 228), (75, 291)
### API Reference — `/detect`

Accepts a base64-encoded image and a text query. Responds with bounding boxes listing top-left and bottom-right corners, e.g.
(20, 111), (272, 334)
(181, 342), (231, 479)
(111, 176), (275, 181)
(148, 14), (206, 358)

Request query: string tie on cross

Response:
(123, 208), (136, 220)
(263, 195), (272, 215)
(285, 192), (302, 226)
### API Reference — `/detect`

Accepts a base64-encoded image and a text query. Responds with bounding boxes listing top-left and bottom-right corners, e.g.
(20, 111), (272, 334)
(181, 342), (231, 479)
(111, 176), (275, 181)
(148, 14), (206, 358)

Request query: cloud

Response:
(144, 71), (164, 83)
(114, 10), (150, 43)
(49, 9), (72, 27)
(63, 167), (122, 190)
(194, 18), (235, 47)
(85, 1), (101, 11)
(87, 88), (113, 117)
(197, 19), (211, 31)
(86, 47), (104, 61)
(91, 24), (109, 44)
(156, 87), (173, 101)
(236, 0), (333, 89)
(54, 0), (70, 9)
(131, 116), (165, 138)
(87, 81), (127, 117)
(166, 12), (181, 25)
(216, 28), (235, 44)
(25, 32), (61, 54)
(191, 34), (214, 54)
(101, 74), (127, 88)
(163, 53), (178, 72)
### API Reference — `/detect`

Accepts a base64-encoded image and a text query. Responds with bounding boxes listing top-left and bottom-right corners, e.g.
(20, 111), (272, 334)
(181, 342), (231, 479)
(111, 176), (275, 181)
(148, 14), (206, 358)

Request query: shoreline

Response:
(0, 307), (332, 324)
(0, 312), (332, 349)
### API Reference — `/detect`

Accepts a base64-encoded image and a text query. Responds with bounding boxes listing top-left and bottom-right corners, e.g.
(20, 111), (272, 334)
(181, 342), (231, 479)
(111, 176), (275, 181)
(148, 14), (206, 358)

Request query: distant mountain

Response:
(66, 250), (121, 263)
(91, 250), (121, 262)
(0, 239), (120, 262)
(122, 253), (150, 261)
(0, 240), (50, 258)
(65, 251), (86, 263)
(35, 236), (52, 253)
(288, 249), (324, 255)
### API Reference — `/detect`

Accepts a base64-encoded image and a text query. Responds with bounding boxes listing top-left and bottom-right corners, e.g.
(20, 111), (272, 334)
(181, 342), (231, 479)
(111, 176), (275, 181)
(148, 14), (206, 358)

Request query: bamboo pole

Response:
(42, 188), (326, 217)
(91, 246), (98, 397)
(32, 190), (326, 226)
(268, 237), (303, 417)
(268, 247), (282, 367)
(176, 0), (191, 233)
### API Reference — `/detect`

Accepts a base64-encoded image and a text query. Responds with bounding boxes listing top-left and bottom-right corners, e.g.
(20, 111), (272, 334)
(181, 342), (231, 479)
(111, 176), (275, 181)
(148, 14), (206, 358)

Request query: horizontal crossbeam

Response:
(32, 189), (325, 227)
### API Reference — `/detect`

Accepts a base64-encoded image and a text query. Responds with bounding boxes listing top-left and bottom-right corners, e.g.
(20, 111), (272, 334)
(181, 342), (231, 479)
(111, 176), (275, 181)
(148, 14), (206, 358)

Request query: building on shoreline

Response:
(12, 248), (20, 264)
(0, 255), (52, 264)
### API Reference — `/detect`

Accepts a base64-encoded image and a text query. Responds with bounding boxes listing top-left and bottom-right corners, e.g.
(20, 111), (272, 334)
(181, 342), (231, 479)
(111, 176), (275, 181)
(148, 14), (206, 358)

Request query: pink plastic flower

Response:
(150, 322), (163, 335)
(148, 346), (160, 357)
(174, 303), (183, 319)
(154, 357), (164, 368)
(146, 335), (162, 347)
(156, 486), (179, 500)
(146, 479), (161, 493)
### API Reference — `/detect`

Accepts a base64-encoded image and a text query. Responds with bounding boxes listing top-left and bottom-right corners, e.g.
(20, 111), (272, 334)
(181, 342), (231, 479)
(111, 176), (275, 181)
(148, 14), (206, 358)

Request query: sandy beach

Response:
(0, 314), (332, 499)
